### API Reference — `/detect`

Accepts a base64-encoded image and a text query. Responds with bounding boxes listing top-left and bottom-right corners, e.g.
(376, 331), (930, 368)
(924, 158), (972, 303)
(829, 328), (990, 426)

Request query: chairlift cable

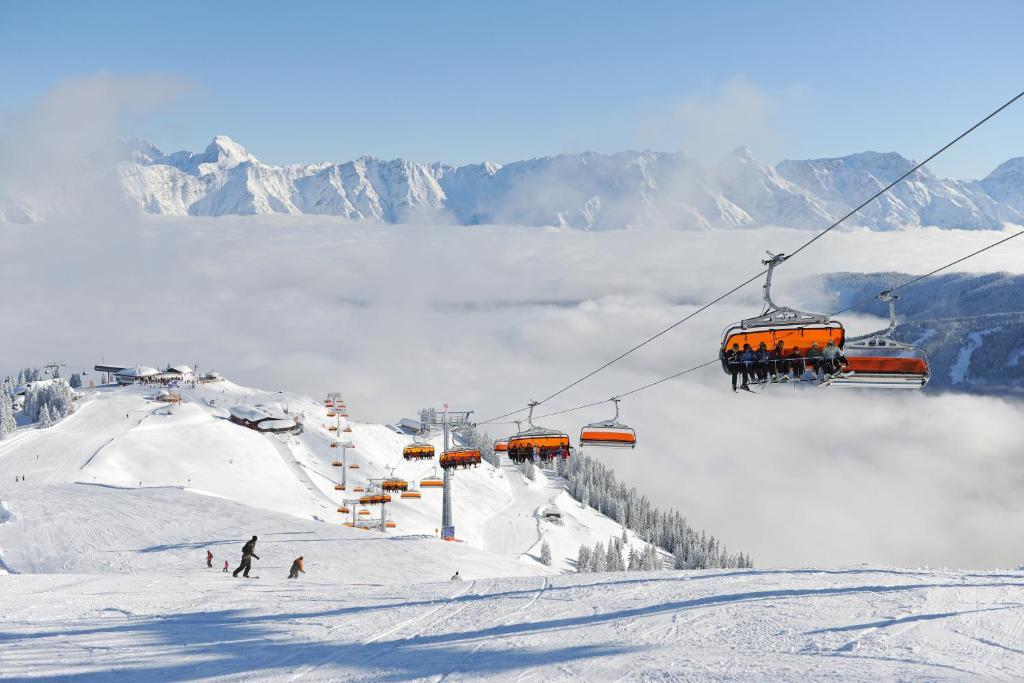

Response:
(829, 227), (1024, 319)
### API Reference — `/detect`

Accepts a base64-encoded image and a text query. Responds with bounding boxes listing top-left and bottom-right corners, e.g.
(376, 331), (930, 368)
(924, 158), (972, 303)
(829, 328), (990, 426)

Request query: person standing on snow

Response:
(232, 536), (259, 578)
(450, 570), (462, 581)
(222, 560), (230, 572)
(288, 556), (305, 579)
(206, 550), (214, 568)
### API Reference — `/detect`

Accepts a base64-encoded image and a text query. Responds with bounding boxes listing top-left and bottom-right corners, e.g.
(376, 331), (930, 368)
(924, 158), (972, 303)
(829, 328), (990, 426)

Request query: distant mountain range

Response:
(6, 135), (1024, 229)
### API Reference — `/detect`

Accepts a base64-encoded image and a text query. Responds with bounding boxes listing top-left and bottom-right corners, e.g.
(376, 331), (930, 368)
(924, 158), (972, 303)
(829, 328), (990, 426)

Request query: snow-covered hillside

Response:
(5, 566), (1024, 679)
(0, 380), (663, 577)
(108, 136), (1024, 230)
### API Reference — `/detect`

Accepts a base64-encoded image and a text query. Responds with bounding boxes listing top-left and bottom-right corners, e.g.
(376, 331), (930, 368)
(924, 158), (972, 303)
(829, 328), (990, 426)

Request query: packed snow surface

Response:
(3, 567), (1024, 680)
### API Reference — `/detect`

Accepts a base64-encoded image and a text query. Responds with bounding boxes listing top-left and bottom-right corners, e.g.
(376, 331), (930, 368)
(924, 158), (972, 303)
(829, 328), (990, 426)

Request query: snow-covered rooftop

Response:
(229, 404), (290, 423)
(116, 366), (159, 378)
(229, 405), (270, 422)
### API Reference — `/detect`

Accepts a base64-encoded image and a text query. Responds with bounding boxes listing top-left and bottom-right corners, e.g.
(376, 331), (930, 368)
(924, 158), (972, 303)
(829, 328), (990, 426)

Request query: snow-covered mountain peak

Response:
(980, 156), (1024, 210)
(198, 135), (254, 171)
(726, 146), (757, 164)
(73, 135), (1024, 230)
(844, 150), (924, 178)
(123, 138), (166, 165)
(984, 156), (1024, 184)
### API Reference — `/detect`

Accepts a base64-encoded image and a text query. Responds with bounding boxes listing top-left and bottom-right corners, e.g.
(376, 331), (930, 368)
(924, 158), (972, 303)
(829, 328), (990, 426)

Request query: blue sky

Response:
(2, 1), (1022, 176)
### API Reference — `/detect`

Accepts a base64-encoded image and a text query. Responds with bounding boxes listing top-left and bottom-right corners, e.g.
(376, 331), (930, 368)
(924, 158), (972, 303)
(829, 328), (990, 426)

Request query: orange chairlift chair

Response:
(507, 403), (571, 463)
(719, 252), (845, 384)
(826, 291), (930, 389)
(579, 398), (636, 449)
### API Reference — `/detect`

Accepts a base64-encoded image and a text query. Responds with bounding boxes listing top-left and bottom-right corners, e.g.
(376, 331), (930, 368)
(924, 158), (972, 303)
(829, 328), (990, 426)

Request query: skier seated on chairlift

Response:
(754, 342), (771, 382)
(821, 339), (848, 377)
(786, 346), (805, 378)
(771, 341), (789, 380)
(806, 342), (823, 377)
(725, 343), (743, 392)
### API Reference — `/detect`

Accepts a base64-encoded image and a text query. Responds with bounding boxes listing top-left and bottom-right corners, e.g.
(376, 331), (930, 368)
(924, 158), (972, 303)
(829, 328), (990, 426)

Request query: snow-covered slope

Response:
(5, 566), (1024, 679)
(0, 380), (647, 577)
(980, 157), (1024, 212)
(107, 136), (1024, 230)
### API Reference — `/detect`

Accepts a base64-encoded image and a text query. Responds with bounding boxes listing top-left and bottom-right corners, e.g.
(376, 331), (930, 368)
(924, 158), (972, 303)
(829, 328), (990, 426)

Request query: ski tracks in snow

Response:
(287, 578), (484, 680)
(435, 576), (550, 682)
(289, 575), (554, 681)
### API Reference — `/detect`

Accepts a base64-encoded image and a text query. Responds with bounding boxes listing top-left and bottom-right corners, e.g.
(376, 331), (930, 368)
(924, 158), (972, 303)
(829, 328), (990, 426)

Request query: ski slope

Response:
(4, 567), (1024, 680)
(0, 380), (640, 577)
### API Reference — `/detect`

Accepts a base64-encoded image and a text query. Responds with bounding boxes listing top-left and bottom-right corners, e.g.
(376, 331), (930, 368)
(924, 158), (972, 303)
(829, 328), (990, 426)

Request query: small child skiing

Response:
(222, 560), (229, 573)
(206, 550), (213, 568)
(288, 556), (305, 579)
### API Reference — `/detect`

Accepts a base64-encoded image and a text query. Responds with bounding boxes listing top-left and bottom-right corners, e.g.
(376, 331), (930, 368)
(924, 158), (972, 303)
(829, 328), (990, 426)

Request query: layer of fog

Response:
(4, 213), (1024, 568)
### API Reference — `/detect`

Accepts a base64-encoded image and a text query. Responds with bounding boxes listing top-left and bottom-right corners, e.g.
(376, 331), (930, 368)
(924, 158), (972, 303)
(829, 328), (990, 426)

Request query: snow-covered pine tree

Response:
(22, 386), (37, 421)
(627, 547), (641, 571)
(38, 403), (53, 428)
(642, 544), (661, 571)
(69, 373), (82, 389)
(0, 390), (15, 438)
(576, 544), (591, 573)
(608, 538), (626, 571)
(605, 540), (618, 572)
(673, 544), (689, 569)
(591, 541), (607, 572)
(540, 540), (552, 566)
(518, 459), (536, 481)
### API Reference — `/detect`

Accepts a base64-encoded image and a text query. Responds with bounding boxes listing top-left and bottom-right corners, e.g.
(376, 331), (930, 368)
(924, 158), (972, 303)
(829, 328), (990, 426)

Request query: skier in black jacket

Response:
(232, 536), (259, 578)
